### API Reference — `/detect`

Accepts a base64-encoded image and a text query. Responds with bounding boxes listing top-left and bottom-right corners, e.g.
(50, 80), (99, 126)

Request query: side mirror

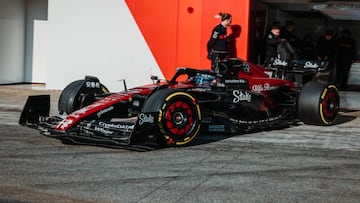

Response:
(151, 75), (161, 84)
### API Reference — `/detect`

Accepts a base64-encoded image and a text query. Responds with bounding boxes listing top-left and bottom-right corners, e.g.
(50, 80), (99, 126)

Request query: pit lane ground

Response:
(1, 84), (360, 203)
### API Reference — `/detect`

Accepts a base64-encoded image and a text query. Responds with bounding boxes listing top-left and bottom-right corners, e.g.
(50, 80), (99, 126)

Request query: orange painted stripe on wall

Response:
(126, 0), (250, 79)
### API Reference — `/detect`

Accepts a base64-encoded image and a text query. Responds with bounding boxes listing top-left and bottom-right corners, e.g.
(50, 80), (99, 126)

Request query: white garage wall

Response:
(24, 0), (48, 83)
(32, 20), (48, 83)
(47, 0), (163, 91)
(25, 0), (48, 83)
(0, 0), (25, 84)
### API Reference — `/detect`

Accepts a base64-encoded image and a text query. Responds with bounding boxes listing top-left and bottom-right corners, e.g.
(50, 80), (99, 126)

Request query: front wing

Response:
(19, 95), (161, 147)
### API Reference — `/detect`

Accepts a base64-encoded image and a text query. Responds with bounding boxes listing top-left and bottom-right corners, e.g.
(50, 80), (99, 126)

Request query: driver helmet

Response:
(194, 73), (216, 86)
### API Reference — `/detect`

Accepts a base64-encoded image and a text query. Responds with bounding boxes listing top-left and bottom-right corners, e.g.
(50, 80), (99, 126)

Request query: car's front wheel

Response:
(58, 77), (109, 114)
(142, 89), (201, 147)
(159, 92), (201, 146)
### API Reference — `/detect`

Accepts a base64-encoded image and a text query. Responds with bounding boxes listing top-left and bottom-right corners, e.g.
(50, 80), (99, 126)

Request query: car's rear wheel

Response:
(298, 81), (339, 125)
(58, 78), (109, 114)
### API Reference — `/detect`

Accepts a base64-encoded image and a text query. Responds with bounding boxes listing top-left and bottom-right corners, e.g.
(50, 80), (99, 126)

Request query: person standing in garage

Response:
(280, 20), (301, 54)
(207, 12), (232, 72)
(336, 29), (356, 90)
(316, 29), (337, 82)
(263, 24), (281, 67)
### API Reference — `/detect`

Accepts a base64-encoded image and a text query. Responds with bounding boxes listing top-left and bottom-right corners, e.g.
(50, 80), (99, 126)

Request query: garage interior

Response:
(248, 0), (360, 64)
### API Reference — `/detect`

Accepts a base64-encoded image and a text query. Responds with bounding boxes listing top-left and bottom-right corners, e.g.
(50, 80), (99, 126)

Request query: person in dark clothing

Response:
(316, 29), (337, 82)
(263, 24), (281, 67)
(277, 38), (297, 61)
(280, 20), (301, 54)
(316, 29), (337, 61)
(336, 29), (356, 90)
(301, 33), (316, 60)
(207, 12), (232, 72)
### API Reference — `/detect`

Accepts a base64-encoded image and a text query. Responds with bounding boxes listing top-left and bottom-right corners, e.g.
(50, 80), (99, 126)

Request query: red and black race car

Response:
(19, 58), (339, 147)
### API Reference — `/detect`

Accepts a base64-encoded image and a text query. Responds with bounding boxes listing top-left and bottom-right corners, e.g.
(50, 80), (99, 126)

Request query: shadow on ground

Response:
(52, 112), (357, 152)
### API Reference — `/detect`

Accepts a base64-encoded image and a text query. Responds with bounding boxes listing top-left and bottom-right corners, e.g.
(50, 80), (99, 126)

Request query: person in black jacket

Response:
(316, 29), (337, 82)
(263, 24), (281, 67)
(316, 29), (337, 62)
(336, 29), (356, 89)
(207, 12), (232, 72)
(280, 20), (301, 54)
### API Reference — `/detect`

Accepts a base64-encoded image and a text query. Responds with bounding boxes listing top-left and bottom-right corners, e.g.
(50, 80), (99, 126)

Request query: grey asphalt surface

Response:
(1, 84), (360, 203)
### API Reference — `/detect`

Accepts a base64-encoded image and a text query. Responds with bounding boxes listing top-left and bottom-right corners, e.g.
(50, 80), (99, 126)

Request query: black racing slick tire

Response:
(58, 79), (109, 114)
(143, 89), (201, 147)
(298, 81), (339, 125)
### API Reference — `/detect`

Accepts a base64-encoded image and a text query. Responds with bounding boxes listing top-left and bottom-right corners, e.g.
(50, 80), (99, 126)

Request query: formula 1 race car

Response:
(19, 58), (340, 147)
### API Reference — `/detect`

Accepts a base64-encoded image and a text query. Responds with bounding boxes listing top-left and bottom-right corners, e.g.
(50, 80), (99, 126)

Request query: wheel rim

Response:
(320, 85), (340, 125)
(164, 100), (195, 136)
(321, 92), (339, 118)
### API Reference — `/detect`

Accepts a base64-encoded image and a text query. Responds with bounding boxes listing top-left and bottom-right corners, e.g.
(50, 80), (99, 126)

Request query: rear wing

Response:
(19, 95), (50, 127)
